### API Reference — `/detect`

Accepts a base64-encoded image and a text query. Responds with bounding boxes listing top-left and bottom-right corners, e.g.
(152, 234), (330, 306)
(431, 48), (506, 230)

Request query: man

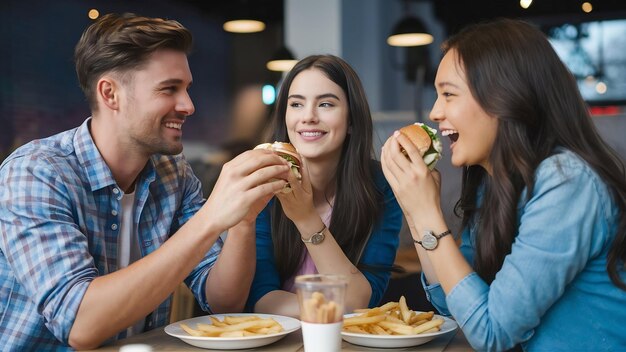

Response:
(0, 13), (289, 350)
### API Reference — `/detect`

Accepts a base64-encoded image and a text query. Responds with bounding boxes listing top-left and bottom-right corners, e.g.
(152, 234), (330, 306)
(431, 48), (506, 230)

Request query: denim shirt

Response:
(423, 149), (626, 351)
(0, 119), (221, 350)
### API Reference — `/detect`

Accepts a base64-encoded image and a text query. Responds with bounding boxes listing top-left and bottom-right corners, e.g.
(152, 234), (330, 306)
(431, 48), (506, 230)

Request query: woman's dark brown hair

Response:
(270, 55), (385, 284)
(447, 19), (626, 289)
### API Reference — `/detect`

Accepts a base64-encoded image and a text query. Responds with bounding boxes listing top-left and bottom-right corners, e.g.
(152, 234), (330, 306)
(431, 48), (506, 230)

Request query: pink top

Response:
(282, 207), (332, 292)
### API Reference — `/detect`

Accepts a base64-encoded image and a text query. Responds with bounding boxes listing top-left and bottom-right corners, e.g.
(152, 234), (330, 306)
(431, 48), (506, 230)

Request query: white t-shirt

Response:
(117, 190), (146, 336)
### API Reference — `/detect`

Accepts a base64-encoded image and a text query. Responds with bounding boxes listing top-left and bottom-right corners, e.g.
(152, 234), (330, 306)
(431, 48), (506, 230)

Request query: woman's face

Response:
(285, 68), (349, 164)
(429, 49), (499, 173)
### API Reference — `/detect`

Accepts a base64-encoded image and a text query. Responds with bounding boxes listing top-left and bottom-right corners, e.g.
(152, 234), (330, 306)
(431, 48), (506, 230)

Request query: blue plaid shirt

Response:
(0, 118), (222, 351)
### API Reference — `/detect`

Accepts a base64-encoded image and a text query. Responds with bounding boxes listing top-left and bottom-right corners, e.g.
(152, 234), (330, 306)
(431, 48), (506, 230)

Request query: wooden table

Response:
(84, 327), (472, 351)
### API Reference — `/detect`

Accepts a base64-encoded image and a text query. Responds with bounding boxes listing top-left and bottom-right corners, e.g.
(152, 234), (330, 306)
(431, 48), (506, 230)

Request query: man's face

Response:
(118, 49), (195, 156)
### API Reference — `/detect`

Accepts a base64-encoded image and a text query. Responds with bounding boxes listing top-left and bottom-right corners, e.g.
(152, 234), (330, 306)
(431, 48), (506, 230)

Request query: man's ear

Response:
(96, 76), (119, 110)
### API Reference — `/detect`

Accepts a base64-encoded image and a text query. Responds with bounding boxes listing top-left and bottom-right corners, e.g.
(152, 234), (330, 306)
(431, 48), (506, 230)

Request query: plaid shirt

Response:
(0, 118), (222, 351)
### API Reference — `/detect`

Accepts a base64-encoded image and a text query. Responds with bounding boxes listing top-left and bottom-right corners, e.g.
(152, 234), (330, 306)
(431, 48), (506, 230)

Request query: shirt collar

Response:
(74, 117), (118, 192)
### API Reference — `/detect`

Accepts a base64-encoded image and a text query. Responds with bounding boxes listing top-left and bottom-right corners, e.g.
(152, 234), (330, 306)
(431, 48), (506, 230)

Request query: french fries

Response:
(301, 291), (343, 324)
(180, 315), (284, 337)
(342, 296), (444, 335)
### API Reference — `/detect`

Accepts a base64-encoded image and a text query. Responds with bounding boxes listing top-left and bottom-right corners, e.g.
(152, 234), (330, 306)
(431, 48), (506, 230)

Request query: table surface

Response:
(83, 325), (473, 352)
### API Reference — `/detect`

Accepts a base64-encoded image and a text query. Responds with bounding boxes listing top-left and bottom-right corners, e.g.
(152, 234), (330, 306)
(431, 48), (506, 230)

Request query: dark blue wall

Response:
(1, 0), (231, 158)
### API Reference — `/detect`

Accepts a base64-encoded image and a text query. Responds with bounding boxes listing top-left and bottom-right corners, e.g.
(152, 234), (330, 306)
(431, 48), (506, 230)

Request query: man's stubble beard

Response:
(134, 132), (183, 156)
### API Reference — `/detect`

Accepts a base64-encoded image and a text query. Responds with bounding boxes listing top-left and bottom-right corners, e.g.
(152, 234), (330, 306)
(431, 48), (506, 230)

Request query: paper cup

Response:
(301, 321), (343, 352)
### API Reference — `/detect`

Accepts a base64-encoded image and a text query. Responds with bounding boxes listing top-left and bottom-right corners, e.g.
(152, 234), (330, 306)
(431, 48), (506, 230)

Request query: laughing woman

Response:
(245, 55), (402, 317)
(381, 19), (626, 350)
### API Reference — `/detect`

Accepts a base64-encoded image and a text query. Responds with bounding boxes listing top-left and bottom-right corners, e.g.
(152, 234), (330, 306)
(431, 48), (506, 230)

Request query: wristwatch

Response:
(301, 225), (326, 245)
(414, 229), (452, 250)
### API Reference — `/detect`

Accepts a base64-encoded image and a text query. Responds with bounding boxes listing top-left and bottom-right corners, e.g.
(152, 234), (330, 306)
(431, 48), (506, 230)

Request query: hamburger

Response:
(254, 141), (302, 192)
(398, 123), (442, 170)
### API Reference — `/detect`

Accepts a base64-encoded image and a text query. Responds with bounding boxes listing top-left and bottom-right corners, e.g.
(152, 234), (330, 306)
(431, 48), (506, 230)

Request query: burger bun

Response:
(397, 123), (443, 169)
(399, 124), (432, 156)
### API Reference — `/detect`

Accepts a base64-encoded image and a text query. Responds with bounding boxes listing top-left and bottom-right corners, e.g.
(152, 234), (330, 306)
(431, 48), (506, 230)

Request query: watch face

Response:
(421, 232), (438, 250)
(310, 233), (325, 245)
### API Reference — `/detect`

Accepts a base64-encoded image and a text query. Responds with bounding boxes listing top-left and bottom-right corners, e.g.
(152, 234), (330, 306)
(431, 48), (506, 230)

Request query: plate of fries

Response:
(165, 313), (300, 349)
(341, 296), (458, 348)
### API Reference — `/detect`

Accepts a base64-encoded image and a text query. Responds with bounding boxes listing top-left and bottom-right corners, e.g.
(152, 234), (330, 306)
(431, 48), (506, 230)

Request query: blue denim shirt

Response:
(423, 149), (626, 351)
(0, 119), (221, 350)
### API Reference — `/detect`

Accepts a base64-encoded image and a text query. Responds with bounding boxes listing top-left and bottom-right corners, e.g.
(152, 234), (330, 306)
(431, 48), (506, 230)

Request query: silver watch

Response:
(415, 229), (452, 250)
(301, 225), (326, 245)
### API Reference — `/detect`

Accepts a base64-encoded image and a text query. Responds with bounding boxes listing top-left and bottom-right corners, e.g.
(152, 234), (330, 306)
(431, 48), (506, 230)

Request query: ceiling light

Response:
(520, 0), (533, 9)
(88, 9), (99, 20)
(223, 19), (266, 33)
(387, 16), (433, 47)
(266, 46), (298, 72)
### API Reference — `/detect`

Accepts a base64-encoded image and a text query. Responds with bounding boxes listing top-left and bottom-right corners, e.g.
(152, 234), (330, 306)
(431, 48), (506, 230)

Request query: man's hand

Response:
(203, 149), (290, 232)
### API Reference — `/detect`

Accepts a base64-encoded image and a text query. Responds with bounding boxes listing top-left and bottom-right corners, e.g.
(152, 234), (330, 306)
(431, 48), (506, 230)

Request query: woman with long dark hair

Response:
(381, 19), (626, 350)
(245, 55), (402, 317)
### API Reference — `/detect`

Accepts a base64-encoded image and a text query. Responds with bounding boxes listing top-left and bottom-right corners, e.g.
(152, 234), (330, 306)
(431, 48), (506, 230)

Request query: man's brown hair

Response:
(74, 13), (193, 111)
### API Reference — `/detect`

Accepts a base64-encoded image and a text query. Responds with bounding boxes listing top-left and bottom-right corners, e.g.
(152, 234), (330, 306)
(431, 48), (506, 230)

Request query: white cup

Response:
(119, 344), (153, 352)
(301, 321), (343, 352)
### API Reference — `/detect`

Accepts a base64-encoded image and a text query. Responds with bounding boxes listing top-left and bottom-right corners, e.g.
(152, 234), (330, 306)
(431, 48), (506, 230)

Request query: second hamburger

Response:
(398, 123), (442, 169)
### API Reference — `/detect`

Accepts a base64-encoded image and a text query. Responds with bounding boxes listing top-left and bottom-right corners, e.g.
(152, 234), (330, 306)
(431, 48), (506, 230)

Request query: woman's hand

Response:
(380, 131), (444, 230)
(275, 158), (318, 224)
(382, 131), (472, 295)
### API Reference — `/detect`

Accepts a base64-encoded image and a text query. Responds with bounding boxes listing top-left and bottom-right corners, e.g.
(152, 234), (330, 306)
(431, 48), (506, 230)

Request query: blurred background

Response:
(2, 0), (626, 316)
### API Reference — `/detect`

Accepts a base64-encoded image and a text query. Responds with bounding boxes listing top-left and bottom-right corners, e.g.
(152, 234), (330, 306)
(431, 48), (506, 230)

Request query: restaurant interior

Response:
(2, 0), (626, 328)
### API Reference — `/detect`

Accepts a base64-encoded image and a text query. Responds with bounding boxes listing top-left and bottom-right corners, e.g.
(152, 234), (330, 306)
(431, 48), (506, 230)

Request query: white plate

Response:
(341, 313), (458, 348)
(165, 313), (301, 350)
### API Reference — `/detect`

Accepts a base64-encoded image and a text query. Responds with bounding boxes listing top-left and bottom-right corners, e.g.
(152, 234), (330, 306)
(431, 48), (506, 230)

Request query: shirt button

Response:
(111, 210), (118, 216)
(112, 188), (120, 194)
(111, 223), (118, 230)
